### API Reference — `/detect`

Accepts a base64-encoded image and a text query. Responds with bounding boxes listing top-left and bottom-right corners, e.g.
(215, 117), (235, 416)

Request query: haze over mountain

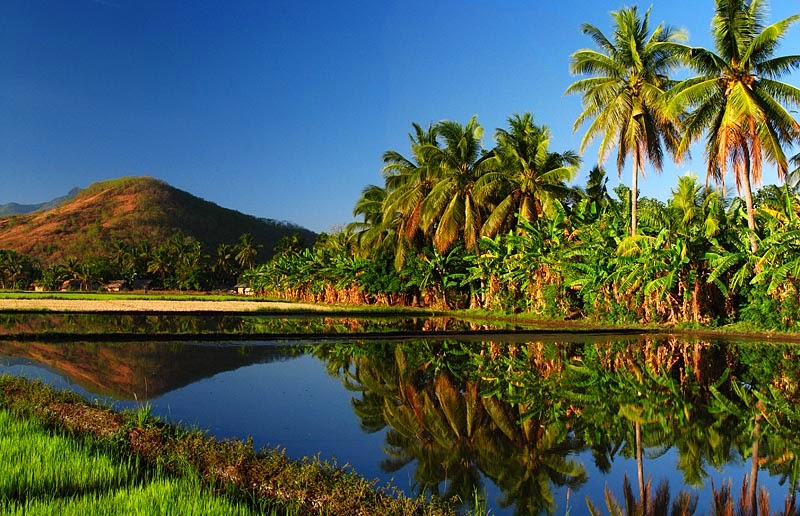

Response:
(0, 176), (316, 265)
(0, 187), (82, 216)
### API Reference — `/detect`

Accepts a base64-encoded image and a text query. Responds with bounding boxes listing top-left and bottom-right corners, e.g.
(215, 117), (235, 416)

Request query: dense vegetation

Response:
(245, 0), (800, 330)
(0, 230), (285, 291)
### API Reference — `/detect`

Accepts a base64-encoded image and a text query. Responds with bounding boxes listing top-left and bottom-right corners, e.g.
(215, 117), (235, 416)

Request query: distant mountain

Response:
(0, 176), (317, 265)
(0, 187), (82, 216)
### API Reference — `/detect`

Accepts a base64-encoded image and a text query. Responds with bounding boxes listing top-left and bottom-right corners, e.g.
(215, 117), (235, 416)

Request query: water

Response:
(1, 316), (799, 515)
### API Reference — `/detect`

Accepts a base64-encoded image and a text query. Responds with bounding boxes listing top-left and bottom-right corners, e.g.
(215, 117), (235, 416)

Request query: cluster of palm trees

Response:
(0, 232), (262, 292)
(569, 1), (800, 248)
(246, 0), (799, 327)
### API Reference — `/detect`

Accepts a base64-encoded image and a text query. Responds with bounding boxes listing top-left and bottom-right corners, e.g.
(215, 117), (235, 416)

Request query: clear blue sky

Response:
(2, 1), (798, 233)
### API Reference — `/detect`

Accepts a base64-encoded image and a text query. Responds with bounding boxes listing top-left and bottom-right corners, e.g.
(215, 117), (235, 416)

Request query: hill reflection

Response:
(0, 340), (303, 399)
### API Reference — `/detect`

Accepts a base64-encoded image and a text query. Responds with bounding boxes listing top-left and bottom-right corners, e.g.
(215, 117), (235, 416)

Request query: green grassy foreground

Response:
(0, 291), (256, 302)
(0, 409), (267, 515)
(0, 375), (457, 516)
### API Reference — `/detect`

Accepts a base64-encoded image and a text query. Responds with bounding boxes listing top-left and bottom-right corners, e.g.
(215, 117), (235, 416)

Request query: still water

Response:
(1, 316), (799, 515)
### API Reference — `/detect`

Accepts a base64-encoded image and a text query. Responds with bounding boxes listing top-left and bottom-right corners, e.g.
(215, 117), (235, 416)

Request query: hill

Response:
(0, 177), (317, 265)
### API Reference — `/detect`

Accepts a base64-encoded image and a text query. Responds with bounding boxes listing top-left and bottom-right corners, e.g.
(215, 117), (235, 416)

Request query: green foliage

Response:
(0, 409), (262, 516)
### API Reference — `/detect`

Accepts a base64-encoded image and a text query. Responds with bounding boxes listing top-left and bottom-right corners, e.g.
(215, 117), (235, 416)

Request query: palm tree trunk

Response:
(742, 172), (758, 253)
(747, 416), (762, 516)
(636, 421), (645, 508)
(631, 162), (639, 236)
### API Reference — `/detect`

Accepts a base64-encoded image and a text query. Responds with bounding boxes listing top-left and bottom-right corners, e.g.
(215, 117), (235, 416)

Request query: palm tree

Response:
(419, 116), (492, 253)
(213, 243), (238, 284)
(381, 123), (440, 268)
(567, 6), (685, 235)
(235, 233), (261, 270)
(789, 151), (800, 189)
(476, 113), (581, 237)
(147, 247), (172, 286)
(669, 0), (800, 252)
(347, 184), (389, 257)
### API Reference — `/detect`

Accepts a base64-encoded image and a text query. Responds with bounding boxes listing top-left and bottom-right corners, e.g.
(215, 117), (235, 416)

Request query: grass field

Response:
(0, 291), (255, 302)
(0, 408), (276, 515)
(0, 375), (459, 516)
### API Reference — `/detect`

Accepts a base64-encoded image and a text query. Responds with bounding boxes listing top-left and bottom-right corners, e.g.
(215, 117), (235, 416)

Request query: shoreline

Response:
(1, 295), (799, 344)
(0, 298), (333, 313)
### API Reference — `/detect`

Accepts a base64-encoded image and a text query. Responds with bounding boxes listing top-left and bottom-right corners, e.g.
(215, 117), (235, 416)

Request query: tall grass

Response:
(0, 376), (457, 515)
(0, 409), (271, 515)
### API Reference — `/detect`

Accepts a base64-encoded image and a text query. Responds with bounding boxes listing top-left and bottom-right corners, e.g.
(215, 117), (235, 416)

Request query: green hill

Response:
(0, 176), (316, 265)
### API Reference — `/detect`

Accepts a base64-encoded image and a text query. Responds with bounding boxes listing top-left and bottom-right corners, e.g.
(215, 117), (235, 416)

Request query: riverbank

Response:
(0, 297), (332, 313)
(1, 294), (799, 343)
(0, 375), (458, 516)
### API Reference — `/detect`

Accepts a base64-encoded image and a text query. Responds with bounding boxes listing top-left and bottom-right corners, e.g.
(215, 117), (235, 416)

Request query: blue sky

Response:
(2, 1), (799, 233)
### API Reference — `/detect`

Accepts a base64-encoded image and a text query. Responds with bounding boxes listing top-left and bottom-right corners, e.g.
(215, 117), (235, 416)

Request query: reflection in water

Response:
(0, 313), (498, 337)
(0, 340), (305, 399)
(316, 337), (800, 515)
(2, 330), (800, 514)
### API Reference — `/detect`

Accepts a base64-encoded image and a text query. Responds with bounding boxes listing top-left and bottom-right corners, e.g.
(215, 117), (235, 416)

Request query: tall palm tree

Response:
(147, 246), (172, 286)
(420, 116), (492, 253)
(347, 184), (389, 256)
(790, 151), (800, 189)
(235, 233), (261, 270)
(669, 0), (800, 252)
(476, 113), (581, 237)
(214, 243), (238, 284)
(381, 123), (440, 267)
(567, 6), (685, 235)
(382, 123), (439, 243)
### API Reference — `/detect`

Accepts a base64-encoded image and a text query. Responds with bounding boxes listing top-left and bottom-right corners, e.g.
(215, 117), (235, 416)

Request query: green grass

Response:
(0, 291), (441, 317)
(0, 291), (257, 302)
(0, 409), (271, 515)
(0, 375), (458, 515)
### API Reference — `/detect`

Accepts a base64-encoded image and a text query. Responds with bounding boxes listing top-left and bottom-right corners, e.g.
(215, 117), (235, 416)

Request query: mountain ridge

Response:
(0, 187), (82, 216)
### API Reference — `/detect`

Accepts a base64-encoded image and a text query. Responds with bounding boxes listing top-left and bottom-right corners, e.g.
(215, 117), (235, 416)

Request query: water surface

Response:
(1, 316), (798, 515)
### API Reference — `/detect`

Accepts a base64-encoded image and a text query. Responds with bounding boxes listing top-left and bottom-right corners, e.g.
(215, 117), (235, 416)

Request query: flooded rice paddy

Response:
(1, 312), (798, 515)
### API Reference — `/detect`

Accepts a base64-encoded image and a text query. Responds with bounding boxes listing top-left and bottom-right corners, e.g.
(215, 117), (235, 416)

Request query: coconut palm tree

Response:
(381, 123), (440, 268)
(235, 233), (261, 270)
(147, 246), (171, 286)
(419, 116), (492, 253)
(791, 151), (800, 187)
(567, 6), (685, 235)
(669, 0), (800, 252)
(476, 113), (581, 237)
(213, 243), (238, 285)
(347, 184), (389, 256)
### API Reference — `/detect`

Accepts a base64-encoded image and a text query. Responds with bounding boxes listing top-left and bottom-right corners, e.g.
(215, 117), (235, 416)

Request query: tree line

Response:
(0, 232), (277, 292)
(245, 0), (800, 329)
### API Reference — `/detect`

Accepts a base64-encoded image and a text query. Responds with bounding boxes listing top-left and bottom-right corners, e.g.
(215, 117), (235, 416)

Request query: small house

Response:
(104, 280), (129, 292)
(233, 283), (253, 296)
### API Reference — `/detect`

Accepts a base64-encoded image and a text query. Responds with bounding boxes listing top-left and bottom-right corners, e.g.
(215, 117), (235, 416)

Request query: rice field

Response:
(0, 409), (275, 515)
